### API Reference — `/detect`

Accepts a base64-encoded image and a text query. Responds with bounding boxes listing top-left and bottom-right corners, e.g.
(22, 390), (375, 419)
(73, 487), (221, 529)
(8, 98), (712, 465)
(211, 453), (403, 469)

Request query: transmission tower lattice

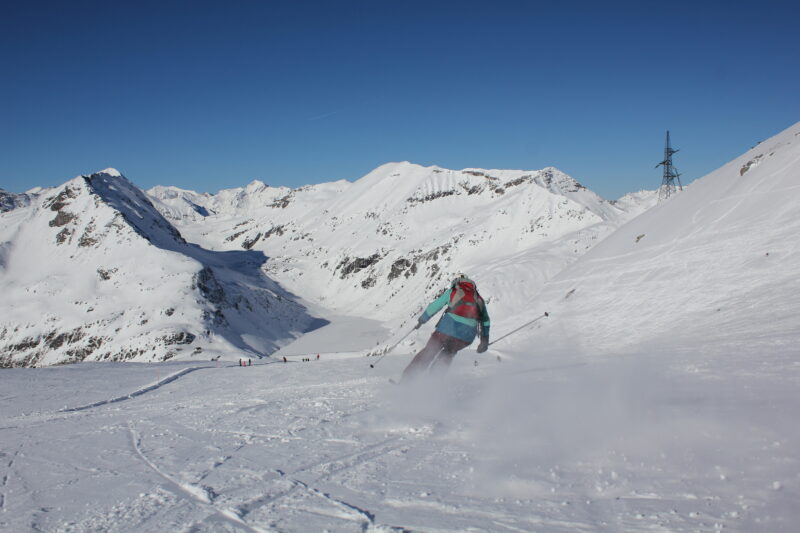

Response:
(656, 130), (682, 201)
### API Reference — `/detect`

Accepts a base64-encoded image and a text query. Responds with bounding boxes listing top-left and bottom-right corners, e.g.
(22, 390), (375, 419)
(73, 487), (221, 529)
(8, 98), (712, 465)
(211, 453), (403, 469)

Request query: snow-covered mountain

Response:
(0, 169), (323, 367)
(149, 163), (655, 329)
(2, 161), (654, 367)
(518, 121), (800, 357)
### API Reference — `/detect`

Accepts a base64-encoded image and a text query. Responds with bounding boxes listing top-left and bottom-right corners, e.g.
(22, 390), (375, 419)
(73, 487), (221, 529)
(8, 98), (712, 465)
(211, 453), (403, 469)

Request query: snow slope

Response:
(0, 170), (323, 367)
(526, 122), (800, 357)
(1, 338), (797, 532)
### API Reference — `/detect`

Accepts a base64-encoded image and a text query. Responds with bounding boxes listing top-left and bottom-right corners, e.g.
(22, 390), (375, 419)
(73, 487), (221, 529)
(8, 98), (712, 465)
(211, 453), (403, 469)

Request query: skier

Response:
(401, 275), (490, 382)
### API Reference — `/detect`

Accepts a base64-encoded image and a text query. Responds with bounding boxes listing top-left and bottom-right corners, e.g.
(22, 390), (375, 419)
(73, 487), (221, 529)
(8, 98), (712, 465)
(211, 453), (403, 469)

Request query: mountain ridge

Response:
(0, 170), (323, 367)
(3, 161), (656, 366)
(151, 162), (657, 331)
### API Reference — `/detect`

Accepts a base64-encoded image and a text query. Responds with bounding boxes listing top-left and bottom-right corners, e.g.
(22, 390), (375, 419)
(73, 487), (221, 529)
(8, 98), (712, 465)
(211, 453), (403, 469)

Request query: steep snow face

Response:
(524, 121), (800, 356)
(0, 170), (322, 367)
(151, 163), (640, 325)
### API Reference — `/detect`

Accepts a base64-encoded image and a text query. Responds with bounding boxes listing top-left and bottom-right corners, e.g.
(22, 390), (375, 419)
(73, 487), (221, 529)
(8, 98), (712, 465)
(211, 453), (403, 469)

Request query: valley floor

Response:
(1, 336), (799, 532)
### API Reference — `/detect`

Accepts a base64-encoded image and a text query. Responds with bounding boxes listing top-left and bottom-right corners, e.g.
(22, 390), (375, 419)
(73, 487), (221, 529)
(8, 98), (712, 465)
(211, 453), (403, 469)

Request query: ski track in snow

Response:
(1, 350), (799, 532)
(129, 424), (270, 533)
(292, 479), (383, 532)
(7, 361), (280, 421)
(61, 365), (211, 413)
(230, 436), (402, 525)
(0, 443), (22, 512)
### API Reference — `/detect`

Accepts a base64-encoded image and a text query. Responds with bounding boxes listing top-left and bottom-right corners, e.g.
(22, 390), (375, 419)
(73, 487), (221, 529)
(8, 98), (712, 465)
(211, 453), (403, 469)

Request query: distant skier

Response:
(401, 275), (490, 381)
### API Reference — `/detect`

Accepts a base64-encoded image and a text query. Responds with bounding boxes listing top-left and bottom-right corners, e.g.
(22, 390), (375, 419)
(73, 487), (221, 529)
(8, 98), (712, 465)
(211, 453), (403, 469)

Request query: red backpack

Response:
(448, 280), (481, 320)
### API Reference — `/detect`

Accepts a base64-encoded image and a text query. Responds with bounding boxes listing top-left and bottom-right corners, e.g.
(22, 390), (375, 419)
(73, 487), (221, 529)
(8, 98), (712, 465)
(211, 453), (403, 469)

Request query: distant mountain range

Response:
(2, 160), (660, 367)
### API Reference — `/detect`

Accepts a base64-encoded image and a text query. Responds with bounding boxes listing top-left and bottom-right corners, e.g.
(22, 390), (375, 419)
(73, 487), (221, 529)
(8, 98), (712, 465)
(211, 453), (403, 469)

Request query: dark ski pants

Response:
(401, 331), (470, 382)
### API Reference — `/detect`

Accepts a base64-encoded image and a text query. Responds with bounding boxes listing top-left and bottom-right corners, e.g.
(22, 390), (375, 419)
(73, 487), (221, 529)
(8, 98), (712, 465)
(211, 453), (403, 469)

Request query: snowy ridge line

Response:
(128, 426), (271, 533)
(59, 365), (211, 413)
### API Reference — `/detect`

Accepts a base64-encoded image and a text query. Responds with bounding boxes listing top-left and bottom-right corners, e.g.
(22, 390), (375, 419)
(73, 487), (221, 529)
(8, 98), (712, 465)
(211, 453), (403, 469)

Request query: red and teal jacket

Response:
(419, 280), (490, 345)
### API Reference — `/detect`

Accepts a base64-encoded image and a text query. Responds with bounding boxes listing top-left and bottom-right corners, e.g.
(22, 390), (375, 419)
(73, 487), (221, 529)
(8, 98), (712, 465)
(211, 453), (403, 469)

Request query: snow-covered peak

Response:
(83, 170), (188, 249)
(244, 179), (268, 193)
(147, 184), (201, 200)
(348, 162), (620, 224)
(1, 169), (324, 366)
(96, 167), (123, 177)
(363, 161), (420, 175)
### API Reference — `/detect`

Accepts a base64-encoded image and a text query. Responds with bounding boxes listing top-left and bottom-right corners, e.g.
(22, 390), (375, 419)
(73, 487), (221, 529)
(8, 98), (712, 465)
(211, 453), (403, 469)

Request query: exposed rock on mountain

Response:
(0, 170), (323, 367)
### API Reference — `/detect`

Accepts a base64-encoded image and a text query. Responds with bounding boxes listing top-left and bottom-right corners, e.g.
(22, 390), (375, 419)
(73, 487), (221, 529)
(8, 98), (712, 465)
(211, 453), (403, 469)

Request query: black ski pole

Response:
(370, 326), (417, 368)
(474, 311), (549, 366)
(488, 311), (549, 347)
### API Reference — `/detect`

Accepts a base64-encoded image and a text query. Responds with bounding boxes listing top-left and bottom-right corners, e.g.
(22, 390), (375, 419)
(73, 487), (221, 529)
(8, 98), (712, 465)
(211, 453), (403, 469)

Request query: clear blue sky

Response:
(2, 0), (798, 199)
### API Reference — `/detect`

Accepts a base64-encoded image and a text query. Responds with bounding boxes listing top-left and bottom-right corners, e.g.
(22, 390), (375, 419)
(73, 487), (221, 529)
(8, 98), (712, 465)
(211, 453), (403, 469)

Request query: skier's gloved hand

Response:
(477, 337), (489, 353)
(414, 319), (423, 330)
